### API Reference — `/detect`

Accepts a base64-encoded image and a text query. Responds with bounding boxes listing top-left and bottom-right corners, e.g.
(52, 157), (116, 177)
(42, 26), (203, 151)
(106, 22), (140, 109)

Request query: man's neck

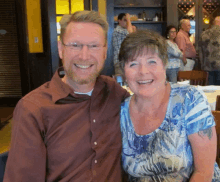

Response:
(62, 76), (95, 93)
(180, 29), (189, 35)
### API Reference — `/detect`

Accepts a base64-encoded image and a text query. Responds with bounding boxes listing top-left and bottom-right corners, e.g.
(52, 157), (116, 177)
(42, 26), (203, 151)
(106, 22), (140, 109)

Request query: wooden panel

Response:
(0, 0), (22, 97)
(26, 0), (43, 53)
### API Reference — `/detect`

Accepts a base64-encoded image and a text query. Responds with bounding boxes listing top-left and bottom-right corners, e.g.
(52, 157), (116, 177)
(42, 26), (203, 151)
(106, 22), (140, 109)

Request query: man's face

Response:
(181, 20), (191, 33)
(118, 16), (127, 28)
(58, 22), (107, 86)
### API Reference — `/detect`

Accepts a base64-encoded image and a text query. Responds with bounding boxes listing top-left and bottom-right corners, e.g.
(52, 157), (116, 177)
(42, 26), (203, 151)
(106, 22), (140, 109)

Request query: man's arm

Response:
(175, 34), (187, 65)
(3, 99), (46, 182)
(125, 14), (133, 33)
(198, 36), (204, 70)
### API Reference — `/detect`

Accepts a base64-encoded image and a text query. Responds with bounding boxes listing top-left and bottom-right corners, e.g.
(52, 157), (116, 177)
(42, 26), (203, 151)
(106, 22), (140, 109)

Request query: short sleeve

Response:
(184, 87), (215, 136)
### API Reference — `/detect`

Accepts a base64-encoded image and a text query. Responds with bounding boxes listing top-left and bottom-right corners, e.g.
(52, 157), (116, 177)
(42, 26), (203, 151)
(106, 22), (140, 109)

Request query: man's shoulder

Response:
(20, 81), (54, 107)
(176, 30), (185, 38)
(98, 75), (118, 88)
(200, 26), (220, 42)
(97, 75), (129, 97)
(208, 26), (220, 37)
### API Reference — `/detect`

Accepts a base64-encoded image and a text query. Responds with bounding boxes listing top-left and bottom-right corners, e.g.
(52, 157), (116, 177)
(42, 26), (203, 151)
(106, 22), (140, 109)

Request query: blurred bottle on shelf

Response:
(142, 10), (146, 21)
(153, 13), (159, 21)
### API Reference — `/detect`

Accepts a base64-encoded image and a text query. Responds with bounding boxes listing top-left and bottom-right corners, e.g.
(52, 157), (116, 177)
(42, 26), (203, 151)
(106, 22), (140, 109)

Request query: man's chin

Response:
(76, 77), (96, 85)
(65, 66), (104, 85)
(70, 73), (99, 85)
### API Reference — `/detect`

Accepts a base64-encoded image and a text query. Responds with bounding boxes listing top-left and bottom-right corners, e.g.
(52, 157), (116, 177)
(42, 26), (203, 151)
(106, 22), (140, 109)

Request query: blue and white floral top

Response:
(166, 40), (183, 69)
(120, 83), (220, 182)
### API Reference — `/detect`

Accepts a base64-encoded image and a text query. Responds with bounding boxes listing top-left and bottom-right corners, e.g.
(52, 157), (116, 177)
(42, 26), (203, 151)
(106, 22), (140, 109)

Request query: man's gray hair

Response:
(179, 19), (190, 28)
(59, 10), (109, 42)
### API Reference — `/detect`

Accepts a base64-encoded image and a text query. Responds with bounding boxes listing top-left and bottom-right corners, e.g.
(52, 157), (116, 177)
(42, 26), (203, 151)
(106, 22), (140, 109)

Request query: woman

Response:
(119, 30), (220, 181)
(165, 25), (185, 83)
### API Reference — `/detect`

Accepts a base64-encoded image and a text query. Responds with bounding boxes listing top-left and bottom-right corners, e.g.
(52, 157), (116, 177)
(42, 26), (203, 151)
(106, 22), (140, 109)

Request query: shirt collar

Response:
(50, 67), (73, 103)
(50, 67), (106, 104)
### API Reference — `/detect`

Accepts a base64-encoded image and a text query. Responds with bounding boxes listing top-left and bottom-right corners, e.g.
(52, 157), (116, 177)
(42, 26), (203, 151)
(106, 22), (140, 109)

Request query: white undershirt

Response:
(74, 89), (94, 96)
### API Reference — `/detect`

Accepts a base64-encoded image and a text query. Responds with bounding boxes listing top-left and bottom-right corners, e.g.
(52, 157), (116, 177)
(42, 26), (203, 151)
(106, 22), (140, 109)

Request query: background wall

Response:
(0, 0), (22, 99)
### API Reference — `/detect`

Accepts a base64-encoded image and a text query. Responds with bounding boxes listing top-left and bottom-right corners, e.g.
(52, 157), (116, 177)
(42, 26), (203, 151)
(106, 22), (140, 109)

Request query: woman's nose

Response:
(139, 65), (149, 74)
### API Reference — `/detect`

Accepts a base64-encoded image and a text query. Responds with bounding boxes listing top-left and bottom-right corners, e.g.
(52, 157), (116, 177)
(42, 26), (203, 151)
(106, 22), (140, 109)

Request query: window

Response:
(56, 0), (84, 40)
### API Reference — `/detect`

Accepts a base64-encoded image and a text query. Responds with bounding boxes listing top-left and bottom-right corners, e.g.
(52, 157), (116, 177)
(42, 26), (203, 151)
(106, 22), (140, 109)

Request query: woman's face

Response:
(168, 28), (177, 40)
(124, 49), (166, 99)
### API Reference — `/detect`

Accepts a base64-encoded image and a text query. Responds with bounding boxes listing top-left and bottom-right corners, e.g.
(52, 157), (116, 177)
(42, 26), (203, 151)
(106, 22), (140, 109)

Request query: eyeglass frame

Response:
(169, 30), (177, 33)
(61, 41), (106, 52)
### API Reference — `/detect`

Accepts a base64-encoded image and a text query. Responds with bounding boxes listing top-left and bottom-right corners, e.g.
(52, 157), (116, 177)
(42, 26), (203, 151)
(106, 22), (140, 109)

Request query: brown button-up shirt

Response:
(175, 29), (196, 58)
(3, 69), (129, 182)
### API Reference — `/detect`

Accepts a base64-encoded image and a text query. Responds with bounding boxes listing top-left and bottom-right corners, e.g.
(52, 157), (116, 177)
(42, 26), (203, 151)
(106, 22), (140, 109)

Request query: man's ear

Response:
(58, 40), (63, 59)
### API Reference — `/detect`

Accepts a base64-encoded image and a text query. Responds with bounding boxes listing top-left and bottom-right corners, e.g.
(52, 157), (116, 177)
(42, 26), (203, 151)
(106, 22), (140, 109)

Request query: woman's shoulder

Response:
(170, 83), (196, 94)
(121, 95), (132, 110)
(170, 83), (207, 104)
(170, 83), (204, 100)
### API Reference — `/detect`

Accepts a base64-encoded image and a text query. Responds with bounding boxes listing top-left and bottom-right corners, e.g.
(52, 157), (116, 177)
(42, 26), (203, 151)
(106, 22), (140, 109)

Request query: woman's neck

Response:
(168, 38), (175, 43)
(132, 83), (170, 115)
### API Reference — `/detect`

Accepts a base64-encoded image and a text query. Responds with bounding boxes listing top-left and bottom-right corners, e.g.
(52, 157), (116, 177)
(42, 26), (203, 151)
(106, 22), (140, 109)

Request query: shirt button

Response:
(94, 142), (97, 145)
(94, 160), (97, 163)
(93, 119), (96, 123)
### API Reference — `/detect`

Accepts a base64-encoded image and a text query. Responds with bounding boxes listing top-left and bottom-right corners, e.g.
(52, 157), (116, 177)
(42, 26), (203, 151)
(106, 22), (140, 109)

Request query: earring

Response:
(165, 75), (168, 85)
(167, 35), (169, 39)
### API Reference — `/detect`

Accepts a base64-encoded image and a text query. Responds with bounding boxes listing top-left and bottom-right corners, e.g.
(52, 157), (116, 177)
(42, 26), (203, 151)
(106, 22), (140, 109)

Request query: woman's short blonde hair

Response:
(59, 10), (109, 43)
(119, 29), (168, 70)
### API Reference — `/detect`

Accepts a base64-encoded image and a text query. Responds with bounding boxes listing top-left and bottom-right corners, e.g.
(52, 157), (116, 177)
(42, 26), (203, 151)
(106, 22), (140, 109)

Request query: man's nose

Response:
(78, 45), (90, 60)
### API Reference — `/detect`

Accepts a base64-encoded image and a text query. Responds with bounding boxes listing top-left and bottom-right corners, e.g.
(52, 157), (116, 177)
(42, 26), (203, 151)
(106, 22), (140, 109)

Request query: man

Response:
(113, 13), (135, 75)
(175, 19), (197, 71)
(199, 16), (220, 85)
(3, 11), (129, 182)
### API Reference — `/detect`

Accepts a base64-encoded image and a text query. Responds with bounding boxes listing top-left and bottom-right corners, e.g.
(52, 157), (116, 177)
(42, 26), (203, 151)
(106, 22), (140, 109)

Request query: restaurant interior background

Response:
(0, 0), (220, 107)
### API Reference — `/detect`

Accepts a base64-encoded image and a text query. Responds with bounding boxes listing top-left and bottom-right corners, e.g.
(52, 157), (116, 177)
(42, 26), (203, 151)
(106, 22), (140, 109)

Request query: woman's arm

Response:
(167, 41), (183, 58)
(188, 126), (217, 182)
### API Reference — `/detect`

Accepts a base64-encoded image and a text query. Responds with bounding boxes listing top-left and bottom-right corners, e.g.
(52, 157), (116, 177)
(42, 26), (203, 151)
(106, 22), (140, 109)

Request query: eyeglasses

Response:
(62, 42), (106, 52)
(169, 31), (177, 33)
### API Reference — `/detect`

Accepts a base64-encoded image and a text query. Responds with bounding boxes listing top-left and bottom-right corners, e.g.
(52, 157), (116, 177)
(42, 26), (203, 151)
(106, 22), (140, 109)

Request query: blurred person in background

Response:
(199, 16), (220, 85)
(176, 19), (196, 71)
(113, 13), (136, 75)
(165, 25), (184, 83)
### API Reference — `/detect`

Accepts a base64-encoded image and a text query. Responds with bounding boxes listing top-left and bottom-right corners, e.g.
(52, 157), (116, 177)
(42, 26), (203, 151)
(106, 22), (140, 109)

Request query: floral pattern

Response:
(199, 25), (220, 71)
(120, 83), (220, 182)
(166, 40), (183, 69)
